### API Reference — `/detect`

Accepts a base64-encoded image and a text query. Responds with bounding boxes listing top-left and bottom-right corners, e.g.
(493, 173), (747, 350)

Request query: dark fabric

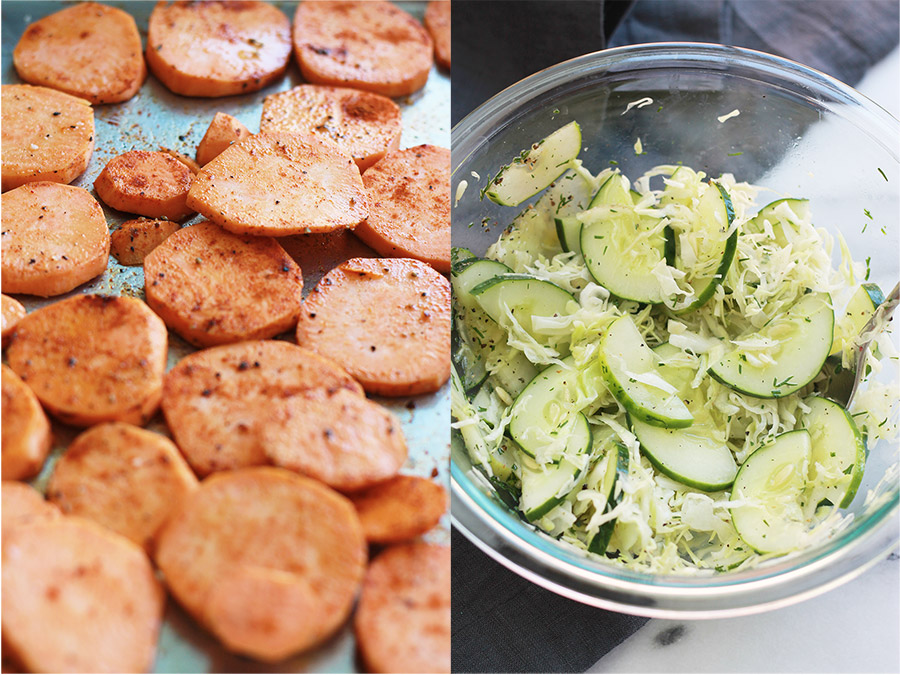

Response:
(451, 530), (648, 674)
(452, 1), (632, 125)
(609, 0), (900, 86)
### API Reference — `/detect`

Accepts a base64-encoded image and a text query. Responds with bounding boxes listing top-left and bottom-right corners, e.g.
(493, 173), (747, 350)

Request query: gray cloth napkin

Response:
(451, 1), (899, 673)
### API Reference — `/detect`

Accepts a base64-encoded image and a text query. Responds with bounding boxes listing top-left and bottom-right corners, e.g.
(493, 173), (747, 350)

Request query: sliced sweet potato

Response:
(2, 517), (165, 674)
(195, 112), (251, 166)
(1, 182), (109, 296)
(159, 146), (200, 174)
(13, 2), (146, 104)
(296, 258), (451, 396)
(355, 543), (450, 674)
(1, 294), (26, 346)
(186, 133), (368, 236)
(260, 85), (401, 171)
(1, 84), (94, 192)
(262, 387), (407, 492)
(293, 1), (433, 97)
(5, 294), (168, 427)
(155, 467), (366, 662)
(424, 1), (451, 70)
(1, 481), (60, 533)
(110, 218), (181, 266)
(47, 422), (198, 553)
(147, 0), (291, 98)
(355, 145), (451, 272)
(349, 475), (448, 544)
(144, 221), (304, 346)
(161, 340), (362, 476)
(1, 365), (52, 481)
(94, 150), (194, 221)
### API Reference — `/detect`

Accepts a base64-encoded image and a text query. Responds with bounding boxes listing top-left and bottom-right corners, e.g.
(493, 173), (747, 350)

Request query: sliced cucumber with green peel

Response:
(451, 247), (476, 269)
(451, 317), (487, 394)
(471, 274), (578, 345)
(555, 214), (584, 255)
(490, 350), (539, 398)
(588, 442), (629, 554)
(519, 413), (591, 520)
(709, 292), (834, 398)
(830, 283), (885, 356)
(803, 396), (866, 508)
(509, 356), (604, 460)
(747, 198), (811, 246)
(580, 174), (668, 304)
(631, 415), (737, 491)
(730, 430), (811, 554)
(598, 315), (693, 428)
(671, 182), (737, 314)
(485, 121), (582, 207)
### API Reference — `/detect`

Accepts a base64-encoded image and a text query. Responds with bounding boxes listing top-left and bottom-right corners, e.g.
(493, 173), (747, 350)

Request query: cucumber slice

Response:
(830, 283), (884, 356)
(519, 414), (591, 521)
(555, 214), (583, 255)
(730, 430), (811, 554)
(598, 315), (693, 428)
(588, 441), (629, 554)
(484, 121), (582, 207)
(709, 292), (834, 398)
(451, 247), (476, 269)
(509, 356), (604, 460)
(651, 343), (695, 392)
(451, 317), (487, 394)
(671, 182), (737, 314)
(580, 174), (668, 304)
(490, 350), (539, 399)
(747, 197), (810, 247)
(452, 258), (513, 393)
(631, 415), (737, 492)
(803, 396), (866, 508)
(471, 274), (578, 345)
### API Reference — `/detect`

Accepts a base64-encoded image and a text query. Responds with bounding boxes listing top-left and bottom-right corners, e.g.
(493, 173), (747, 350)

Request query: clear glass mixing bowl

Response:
(451, 43), (899, 618)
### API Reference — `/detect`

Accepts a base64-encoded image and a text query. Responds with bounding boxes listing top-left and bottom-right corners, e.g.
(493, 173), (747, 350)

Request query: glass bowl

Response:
(451, 43), (899, 618)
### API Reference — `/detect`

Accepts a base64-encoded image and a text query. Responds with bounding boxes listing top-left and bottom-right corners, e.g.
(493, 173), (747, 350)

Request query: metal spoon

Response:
(822, 282), (899, 408)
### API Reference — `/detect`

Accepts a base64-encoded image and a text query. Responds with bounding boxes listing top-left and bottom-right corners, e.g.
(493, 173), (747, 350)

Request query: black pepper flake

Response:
(238, 361), (250, 371)
(323, 429), (334, 439)
(67, 357), (77, 367)
(281, 264), (290, 272)
(252, 361), (261, 368)
(28, 258), (36, 265)
(309, 312), (316, 318)
(52, 111), (61, 116)
(370, 345), (376, 352)
(201, 388), (213, 397)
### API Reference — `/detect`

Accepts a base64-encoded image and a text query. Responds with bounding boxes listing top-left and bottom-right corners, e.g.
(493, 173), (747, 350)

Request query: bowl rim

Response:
(450, 41), (900, 617)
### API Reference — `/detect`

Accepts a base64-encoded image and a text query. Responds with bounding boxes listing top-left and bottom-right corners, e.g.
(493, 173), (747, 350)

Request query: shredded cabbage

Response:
(453, 159), (898, 575)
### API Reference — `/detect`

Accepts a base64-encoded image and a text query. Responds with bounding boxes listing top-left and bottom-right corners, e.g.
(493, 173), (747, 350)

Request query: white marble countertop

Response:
(590, 46), (900, 675)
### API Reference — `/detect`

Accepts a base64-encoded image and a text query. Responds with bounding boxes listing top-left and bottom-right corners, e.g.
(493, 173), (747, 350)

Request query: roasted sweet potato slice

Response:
(349, 475), (447, 543)
(195, 112), (251, 166)
(155, 467), (366, 662)
(296, 258), (451, 396)
(424, 1), (451, 70)
(47, 422), (198, 552)
(94, 150), (194, 221)
(147, 0), (291, 98)
(161, 340), (362, 476)
(1, 182), (109, 296)
(1, 365), (52, 481)
(1, 84), (94, 192)
(293, 1), (433, 97)
(1, 294), (26, 346)
(355, 145), (451, 272)
(355, 543), (450, 674)
(262, 387), (407, 492)
(144, 221), (303, 346)
(13, 2), (146, 104)
(110, 218), (181, 267)
(2, 517), (165, 674)
(260, 85), (401, 171)
(186, 133), (368, 236)
(1, 481), (60, 533)
(5, 294), (168, 427)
